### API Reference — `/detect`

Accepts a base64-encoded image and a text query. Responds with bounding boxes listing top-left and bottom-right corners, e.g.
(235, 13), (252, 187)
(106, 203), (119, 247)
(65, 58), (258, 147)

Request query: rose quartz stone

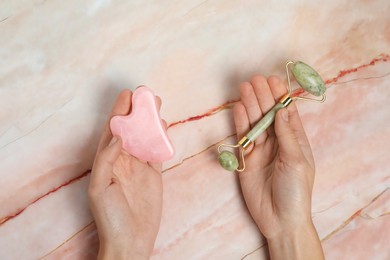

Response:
(110, 86), (175, 162)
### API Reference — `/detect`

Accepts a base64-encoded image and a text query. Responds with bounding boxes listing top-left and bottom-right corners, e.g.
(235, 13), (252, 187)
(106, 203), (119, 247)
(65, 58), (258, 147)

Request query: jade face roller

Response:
(217, 61), (326, 172)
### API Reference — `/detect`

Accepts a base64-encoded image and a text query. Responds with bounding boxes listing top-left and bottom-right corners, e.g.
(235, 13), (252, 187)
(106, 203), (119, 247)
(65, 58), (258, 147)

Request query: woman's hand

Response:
(88, 90), (163, 260)
(233, 76), (324, 259)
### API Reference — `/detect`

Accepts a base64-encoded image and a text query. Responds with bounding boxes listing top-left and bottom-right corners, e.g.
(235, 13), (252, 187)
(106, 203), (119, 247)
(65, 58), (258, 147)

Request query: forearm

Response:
(267, 222), (324, 260)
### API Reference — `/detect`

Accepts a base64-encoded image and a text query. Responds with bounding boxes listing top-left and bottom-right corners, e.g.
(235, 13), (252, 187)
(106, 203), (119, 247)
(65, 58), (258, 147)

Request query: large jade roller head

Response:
(290, 61), (326, 97)
(217, 61), (326, 172)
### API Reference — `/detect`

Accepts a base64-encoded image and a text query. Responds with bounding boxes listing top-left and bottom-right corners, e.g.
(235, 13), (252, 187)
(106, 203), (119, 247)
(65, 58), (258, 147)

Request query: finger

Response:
(162, 119), (168, 129)
(97, 90), (132, 154)
(274, 109), (303, 162)
(251, 75), (276, 116)
(148, 162), (162, 172)
(156, 96), (166, 129)
(266, 76), (289, 137)
(156, 96), (162, 110)
(268, 76), (288, 101)
(239, 82), (262, 127)
(149, 96), (164, 172)
(233, 101), (250, 140)
(286, 103), (314, 168)
(90, 136), (123, 192)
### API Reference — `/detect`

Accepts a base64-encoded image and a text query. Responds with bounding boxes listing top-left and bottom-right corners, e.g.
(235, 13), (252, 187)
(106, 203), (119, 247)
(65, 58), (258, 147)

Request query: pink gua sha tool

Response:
(110, 86), (175, 162)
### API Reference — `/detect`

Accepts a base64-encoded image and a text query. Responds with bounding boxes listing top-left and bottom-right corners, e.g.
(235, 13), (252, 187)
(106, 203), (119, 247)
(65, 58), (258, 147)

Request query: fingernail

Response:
(109, 136), (118, 147)
(281, 109), (289, 122)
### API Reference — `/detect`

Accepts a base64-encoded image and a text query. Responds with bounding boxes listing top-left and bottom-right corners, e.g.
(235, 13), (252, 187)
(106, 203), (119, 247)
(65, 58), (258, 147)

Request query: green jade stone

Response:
(218, 150), (239, 172)
(291, 61), (326, 96)
(246, 102), (284, 141)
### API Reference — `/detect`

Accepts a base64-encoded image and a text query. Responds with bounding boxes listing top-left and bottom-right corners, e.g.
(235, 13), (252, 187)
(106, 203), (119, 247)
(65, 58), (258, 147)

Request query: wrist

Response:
(98, 245), (130, 260)
(267, 222), (324, 260)
(98, 239), (151, 260)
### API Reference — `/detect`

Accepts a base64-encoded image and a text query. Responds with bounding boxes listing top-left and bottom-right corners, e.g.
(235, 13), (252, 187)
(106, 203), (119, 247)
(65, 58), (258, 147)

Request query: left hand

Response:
(88, 90), (164, 260)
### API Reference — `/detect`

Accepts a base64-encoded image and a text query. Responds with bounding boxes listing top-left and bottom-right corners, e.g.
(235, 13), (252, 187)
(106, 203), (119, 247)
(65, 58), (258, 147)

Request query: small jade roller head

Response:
(218, 150), (239, 172)
(217, 60), (326, 172)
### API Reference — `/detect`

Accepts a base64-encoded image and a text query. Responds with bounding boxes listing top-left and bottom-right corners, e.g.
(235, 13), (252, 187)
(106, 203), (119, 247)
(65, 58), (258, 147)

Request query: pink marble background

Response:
(1, 0), (389, 259)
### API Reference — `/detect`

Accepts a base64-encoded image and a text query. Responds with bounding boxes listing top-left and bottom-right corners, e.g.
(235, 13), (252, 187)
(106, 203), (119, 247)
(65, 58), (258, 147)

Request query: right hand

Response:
(233, 75), (317, 239)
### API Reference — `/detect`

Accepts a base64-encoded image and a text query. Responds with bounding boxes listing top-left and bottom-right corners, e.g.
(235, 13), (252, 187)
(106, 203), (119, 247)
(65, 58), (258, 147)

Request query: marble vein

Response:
(0, 113), (56, 150)
(321, 187), (390, 242)
(38, 221), (95, 260)
(183, 0), (210, 17)
(0, 170), (90, 225)
(0, 16), (8, 23)
(240, 243), (267, 260)
(332, 71), (390, 85)
(325, 54), (390, 85)
(0, 98), (74, 150)
(162, 134), (235, 173)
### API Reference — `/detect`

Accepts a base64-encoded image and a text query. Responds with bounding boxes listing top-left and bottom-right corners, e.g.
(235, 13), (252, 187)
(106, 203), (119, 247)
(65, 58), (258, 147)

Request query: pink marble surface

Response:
(0, 0), (389, 259)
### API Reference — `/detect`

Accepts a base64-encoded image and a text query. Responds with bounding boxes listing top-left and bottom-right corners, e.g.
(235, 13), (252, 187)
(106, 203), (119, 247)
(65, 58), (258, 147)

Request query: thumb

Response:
(90, 136), (122, 190)
(101, 136), (123, 164)
(274, 109), (303, 161)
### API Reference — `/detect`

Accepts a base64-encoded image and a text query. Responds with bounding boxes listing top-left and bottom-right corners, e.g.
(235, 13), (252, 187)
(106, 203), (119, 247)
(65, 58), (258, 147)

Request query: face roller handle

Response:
(238, 95), (293, 148)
